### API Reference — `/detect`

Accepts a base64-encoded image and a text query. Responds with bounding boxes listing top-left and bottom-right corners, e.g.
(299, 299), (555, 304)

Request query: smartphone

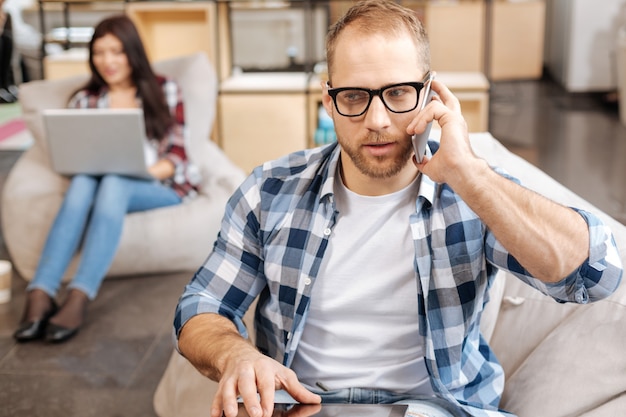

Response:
(411, 72), (436, 163)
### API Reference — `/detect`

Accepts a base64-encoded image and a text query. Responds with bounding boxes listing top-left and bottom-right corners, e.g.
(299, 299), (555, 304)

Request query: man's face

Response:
(323, 27), (426, 183)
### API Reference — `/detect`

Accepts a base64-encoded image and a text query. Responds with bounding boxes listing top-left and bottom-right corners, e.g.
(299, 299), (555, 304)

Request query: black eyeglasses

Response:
(327, 73), (430, 117)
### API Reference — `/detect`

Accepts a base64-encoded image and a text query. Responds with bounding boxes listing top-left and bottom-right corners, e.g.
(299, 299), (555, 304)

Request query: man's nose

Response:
(364, 95), (391, 130)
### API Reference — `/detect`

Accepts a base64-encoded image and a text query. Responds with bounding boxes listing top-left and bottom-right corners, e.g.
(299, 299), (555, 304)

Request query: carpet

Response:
(0, 102), (34, 151)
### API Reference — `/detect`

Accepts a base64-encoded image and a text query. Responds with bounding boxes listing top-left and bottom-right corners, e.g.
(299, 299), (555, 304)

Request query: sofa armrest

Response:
(1, 144), (69, 278)
(468, 133), (626, 417)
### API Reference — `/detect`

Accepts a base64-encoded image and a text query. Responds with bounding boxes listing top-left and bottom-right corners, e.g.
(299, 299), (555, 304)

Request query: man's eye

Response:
(386, 87), (409, 98)
(341, 91), (368, 102)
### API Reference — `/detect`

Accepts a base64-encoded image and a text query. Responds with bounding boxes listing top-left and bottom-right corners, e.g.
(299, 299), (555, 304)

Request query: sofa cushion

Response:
(492, 276), (626, 416)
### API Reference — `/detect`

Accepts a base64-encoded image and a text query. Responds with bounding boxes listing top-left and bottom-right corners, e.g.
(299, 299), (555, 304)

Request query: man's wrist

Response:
(215, 336), (260, 380)
(446, 155), (491, 194)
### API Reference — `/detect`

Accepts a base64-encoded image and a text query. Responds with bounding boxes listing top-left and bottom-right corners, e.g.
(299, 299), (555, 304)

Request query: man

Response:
(174, 1), (623, 416)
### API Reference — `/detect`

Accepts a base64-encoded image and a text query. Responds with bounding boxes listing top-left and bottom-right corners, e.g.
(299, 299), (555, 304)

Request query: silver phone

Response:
(411, 72), (436, 163)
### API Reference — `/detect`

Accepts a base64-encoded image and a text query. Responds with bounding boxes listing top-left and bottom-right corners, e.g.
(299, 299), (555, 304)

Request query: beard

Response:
(338, 131), (414, 179)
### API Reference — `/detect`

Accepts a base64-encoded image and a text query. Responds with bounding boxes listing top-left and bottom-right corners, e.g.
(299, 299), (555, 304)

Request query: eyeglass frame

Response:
(326, 72), (431, 118)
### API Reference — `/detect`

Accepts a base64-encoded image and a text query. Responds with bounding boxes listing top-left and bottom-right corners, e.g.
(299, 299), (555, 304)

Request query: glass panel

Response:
(230, 2), (328, 72)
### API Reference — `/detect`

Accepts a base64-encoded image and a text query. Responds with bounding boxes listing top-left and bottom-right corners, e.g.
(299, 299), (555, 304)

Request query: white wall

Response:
(545, 0), (626, 92)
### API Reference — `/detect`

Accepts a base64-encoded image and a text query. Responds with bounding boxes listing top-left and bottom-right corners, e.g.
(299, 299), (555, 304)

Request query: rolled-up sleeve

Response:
(490, 208), (623, 304)
(554, 209), (623, 303)
(173, 174), (263, 349)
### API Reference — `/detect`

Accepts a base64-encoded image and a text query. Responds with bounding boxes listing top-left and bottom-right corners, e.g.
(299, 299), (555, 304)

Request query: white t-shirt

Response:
(143, 139), (158, 168)
(291, 172), (434, 396)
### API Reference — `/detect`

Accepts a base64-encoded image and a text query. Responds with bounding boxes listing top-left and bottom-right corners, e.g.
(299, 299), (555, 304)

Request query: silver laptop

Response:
(42, 108), (153, 179)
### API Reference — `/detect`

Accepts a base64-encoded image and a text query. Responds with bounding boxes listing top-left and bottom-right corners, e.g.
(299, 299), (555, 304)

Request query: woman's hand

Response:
(148, 159), (175, 180)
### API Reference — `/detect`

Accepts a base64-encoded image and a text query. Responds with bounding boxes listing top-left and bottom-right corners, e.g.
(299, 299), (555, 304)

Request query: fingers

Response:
(412, 153), (431, 169)
(213, 360), (264, 417)
(211, 390), (230, 417)
(214, 376), (244, 417)
(407, 80), (464, 136)
(430, 79), (461, 113)
(239, 367), (265, 417)
(257, 369), (276, 417)
(277, 370), (321, 405)
(212, 359), (319, 417)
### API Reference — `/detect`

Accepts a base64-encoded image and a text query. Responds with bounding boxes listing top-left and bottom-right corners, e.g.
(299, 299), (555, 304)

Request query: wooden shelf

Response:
(489, 0), (546, 81)
(43, 47), (89, 80)
(399, 0), (486, 73)
(219, 72), (310, 173)
(220, 72), (309, 93)
(127, 3), (213, 68)
(38, 1), (494, 175)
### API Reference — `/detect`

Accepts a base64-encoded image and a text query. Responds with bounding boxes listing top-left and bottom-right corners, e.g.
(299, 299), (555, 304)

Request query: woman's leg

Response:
(68, 175), (181, 299)
(50, 175), (180, 331)
(48, 175), (181, 333)
(26, 175), (99, 300)
(15, 175), (98, 341)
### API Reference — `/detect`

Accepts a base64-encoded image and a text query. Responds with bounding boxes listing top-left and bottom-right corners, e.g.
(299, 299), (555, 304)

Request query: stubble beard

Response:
(339, 132), (414, 179)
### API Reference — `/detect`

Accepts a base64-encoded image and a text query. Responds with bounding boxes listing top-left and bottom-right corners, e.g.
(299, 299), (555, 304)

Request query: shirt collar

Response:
(319, 143), (436, 207)
(416, 146), (436, 207)
(319, 144), (341, 202)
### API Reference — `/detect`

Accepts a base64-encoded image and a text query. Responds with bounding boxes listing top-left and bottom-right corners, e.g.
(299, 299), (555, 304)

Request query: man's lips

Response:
(363, 141), (395, 156)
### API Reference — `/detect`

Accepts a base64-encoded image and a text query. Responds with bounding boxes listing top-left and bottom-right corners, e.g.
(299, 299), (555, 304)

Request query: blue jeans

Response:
(27, 174), (181, 300)
(274, 388), (469, 417)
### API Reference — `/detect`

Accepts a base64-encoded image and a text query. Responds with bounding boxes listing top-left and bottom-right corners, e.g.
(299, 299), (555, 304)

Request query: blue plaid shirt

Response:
(175, 142), (622, 417)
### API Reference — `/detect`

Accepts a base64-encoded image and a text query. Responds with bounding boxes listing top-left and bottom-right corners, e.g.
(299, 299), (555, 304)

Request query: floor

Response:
(488, 77), (626, 224)
(0, 73), (625, 416)
(0, 149), (192, 416)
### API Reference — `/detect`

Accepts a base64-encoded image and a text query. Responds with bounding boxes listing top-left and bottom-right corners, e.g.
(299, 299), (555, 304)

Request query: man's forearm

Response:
(450, 158), (590, 283)
(178, 313), (258, 381)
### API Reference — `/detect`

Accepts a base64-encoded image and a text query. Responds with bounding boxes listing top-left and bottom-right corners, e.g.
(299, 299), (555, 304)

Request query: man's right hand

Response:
(213, 347), (321, 417)
(178, 313), (321, 417)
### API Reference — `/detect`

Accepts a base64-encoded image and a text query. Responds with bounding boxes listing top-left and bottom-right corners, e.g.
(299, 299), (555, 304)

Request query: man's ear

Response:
(321, 82), (334, 118)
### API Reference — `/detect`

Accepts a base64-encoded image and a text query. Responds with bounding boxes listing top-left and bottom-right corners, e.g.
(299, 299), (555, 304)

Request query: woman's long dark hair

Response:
(78, 14), (173, 141)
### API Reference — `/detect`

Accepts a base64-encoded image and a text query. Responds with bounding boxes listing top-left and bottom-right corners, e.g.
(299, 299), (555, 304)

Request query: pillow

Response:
(493, 277), (626, 416)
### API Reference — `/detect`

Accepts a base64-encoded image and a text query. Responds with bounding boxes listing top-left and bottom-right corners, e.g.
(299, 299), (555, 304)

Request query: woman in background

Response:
(13, 14), (199, 344)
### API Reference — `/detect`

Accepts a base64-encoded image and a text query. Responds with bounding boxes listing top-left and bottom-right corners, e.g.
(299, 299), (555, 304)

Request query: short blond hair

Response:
(326, 0), (430, 82)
